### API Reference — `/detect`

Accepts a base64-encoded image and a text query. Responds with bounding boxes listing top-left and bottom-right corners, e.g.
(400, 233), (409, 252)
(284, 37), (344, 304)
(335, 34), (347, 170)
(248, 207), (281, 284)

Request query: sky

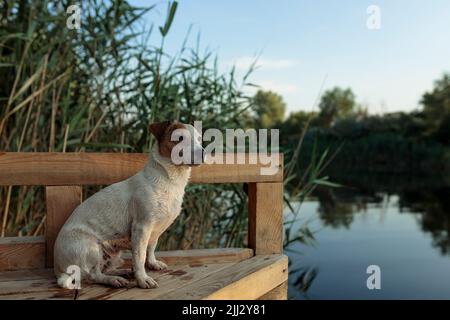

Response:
(130, 0), (450, 114)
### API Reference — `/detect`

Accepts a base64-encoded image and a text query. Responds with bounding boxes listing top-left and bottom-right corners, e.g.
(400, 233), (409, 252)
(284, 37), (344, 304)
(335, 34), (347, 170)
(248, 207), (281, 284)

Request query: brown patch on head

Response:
(149, 121), (187, 159)
(149, 121), (171, 142)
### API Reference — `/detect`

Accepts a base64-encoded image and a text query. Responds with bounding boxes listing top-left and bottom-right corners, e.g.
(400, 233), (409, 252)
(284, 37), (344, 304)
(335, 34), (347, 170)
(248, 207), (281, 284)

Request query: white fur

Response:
(57, 273), (73, 289)
(54, 130), (198, 289)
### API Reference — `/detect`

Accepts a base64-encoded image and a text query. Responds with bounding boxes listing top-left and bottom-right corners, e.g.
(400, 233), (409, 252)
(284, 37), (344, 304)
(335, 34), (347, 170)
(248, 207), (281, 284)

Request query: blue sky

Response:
(131, 0), (450, 114)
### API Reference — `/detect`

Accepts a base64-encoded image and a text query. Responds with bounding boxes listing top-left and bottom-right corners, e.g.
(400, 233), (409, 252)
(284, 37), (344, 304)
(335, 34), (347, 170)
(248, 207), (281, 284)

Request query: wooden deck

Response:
(0, 249), (288, 300)
(0, 152), (287, 300)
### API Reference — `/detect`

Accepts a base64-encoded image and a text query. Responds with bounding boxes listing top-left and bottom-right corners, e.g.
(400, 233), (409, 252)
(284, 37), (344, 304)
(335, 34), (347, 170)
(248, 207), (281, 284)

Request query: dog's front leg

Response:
(146, 240), (168, 271)
(131, 222), (159, 289)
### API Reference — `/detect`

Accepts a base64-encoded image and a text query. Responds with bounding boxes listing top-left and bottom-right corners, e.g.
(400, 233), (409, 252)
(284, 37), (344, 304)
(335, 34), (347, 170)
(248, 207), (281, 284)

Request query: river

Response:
(285, 172), (450, 299)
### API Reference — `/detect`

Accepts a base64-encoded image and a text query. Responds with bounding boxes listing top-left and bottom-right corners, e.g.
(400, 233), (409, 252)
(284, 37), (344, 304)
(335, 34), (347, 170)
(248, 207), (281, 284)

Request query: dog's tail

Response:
(57, 273), (73, 289)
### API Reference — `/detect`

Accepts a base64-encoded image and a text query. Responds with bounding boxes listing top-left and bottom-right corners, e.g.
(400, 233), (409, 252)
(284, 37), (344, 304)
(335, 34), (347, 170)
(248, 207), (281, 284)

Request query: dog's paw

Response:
(109, 276), (129, 288)
(146, 259), (168, 271)
(137, 276), (159, 289)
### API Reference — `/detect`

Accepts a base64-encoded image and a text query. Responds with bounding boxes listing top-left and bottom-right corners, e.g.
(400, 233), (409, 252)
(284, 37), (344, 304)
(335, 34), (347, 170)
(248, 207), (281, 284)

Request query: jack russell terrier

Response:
(54, 121), (205, 289)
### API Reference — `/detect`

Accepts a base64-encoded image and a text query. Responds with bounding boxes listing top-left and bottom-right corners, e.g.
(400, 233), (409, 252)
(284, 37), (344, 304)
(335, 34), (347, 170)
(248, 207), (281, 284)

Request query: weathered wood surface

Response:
(258, 280), (288, 300)
(0, 254), (287, 300)
(108, 262), (234, 300)
(45, 186), (82, 267)
(122, 248), (253, 267)
(0, 236), (45, 271)
(0, 152), (283, 185)
(248, 182), (284, 255)
(0, 151), (287, 300)
(0, 237), (252, 272)
(198, 254), (288, 300)
(0, 268), (53, 282)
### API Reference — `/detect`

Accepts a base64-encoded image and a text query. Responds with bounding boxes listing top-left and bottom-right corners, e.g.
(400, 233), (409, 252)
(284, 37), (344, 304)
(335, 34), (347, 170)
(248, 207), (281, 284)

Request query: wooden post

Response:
(248, 182), (283, 255)
(258, 281), (288, 300)
(45, 186), (82, 267)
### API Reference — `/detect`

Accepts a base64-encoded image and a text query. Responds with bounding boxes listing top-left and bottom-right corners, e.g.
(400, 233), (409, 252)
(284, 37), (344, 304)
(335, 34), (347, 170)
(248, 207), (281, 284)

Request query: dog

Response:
(54, 121), (205, 289)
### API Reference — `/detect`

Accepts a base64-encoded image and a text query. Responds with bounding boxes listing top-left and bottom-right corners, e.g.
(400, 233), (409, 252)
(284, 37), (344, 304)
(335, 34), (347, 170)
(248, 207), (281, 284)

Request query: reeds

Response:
(0, 0), (333, 250)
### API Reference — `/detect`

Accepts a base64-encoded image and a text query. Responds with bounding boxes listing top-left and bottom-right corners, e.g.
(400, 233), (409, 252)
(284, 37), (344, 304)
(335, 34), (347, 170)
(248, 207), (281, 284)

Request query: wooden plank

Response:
(0, 277), (68, 296)
(0, 255), (287, 300)
(257, 280), (288, 300)
(121, 248), (253, 267)
(76, 285), (128, 300)
(0, 268), (53, 282)
(0, 236), (45, 271)
(0, 152), (147, 186)
(0, 291), (74, 300)
(106, 262), (233, 300)
(202, 255), (288, 300)
(0, 263), (234, 300)
(81, 248), (253, 299)
(0, 237), (251, 270)
(0, 152), (283, 186)
(192, 153), (283, 184)
(45, 186), (82, 267)
(248, 182), (284, 255)
(0, 278), (75, 300)
(156, 254), (288, 300)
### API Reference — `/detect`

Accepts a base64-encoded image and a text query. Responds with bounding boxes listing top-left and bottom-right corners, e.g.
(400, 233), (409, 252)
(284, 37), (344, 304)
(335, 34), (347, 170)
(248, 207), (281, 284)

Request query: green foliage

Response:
(292, 128), (448, 173)
(252, 89), (286, 128)
(280, 76), (450, 175)
(282, 110), (317, 139)
(317, 87), (357, 127)
(421, 73), (450, 143)
(0, 0), (255, 245)
(0, 0), (326, 253)
(159, 1), (178, 37)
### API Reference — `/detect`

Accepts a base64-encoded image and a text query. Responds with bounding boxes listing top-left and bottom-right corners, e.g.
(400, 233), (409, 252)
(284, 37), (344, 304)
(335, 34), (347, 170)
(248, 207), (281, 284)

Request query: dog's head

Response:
(149, 121), (205, 166)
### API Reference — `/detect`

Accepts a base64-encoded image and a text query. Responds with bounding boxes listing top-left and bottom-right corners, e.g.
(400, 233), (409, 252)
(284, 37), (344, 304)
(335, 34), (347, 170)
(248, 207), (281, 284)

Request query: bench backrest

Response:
(0, 152), (283, 270)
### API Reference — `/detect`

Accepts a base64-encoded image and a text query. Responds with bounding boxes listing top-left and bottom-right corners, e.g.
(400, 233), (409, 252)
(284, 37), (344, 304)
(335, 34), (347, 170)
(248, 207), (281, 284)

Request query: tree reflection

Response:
(315, 187), (355, 229)
(399, 188), (450, 255)
(312, 171), (450, 254)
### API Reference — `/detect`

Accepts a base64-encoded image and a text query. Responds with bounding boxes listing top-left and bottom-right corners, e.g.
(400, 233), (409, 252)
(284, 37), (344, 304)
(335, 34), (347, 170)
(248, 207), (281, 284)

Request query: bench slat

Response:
(157, 254), (288, 300)
(0, 252), (286, 300)
(0, 236), (253, 272)
(0, 152), (283, 186)
(0, 236), (45, 271)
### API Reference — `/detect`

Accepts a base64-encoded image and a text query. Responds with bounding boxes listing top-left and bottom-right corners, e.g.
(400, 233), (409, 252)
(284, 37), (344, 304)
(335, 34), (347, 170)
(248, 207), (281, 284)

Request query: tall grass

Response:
(0, 0), (333, 251)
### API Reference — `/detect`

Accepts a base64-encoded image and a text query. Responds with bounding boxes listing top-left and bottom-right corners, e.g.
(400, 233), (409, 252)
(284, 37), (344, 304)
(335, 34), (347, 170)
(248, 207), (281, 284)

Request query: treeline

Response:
(252, 74), (450, 173)
(288, 112), (449, 172)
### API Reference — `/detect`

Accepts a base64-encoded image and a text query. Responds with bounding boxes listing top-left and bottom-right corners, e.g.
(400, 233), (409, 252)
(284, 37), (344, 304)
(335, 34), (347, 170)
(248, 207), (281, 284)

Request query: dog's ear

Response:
(149, 121), (171, 142)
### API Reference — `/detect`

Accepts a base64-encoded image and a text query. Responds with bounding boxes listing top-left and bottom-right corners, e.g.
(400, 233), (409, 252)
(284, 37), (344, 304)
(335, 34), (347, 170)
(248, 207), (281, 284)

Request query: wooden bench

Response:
(0, 152), (287, 300)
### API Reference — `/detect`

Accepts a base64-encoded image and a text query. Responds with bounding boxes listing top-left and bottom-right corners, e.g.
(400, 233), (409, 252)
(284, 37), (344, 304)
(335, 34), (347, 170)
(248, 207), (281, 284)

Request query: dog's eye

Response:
(179, 136), (184, 141)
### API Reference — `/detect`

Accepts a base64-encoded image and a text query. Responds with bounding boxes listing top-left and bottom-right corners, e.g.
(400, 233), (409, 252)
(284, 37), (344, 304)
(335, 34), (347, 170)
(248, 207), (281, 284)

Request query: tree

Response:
(252, 90), (286, 128)
(421, 73), (450, 143)
(282, 111), (317, 136)
(318, 87), (357, 127)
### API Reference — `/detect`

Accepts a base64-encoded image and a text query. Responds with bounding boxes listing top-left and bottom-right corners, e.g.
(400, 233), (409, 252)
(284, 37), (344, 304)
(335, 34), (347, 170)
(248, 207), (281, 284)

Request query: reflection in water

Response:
(289, 265), (318, 298)
(315, 172), (450, 255)
(399, 188), (450, 255)
(285, 171), (450, 299)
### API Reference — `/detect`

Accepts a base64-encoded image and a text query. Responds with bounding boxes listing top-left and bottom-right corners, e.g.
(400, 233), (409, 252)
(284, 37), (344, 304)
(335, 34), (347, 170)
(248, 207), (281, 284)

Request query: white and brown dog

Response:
(54, 121), (205, 289)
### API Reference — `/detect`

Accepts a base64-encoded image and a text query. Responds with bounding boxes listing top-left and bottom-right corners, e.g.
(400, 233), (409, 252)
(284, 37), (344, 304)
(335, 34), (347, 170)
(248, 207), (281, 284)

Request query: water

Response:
(285, 172), (450, 299)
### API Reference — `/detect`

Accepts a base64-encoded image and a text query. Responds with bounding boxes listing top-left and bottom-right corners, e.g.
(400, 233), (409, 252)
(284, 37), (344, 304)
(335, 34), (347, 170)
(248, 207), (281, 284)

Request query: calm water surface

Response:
(285, 173), (450, 299)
